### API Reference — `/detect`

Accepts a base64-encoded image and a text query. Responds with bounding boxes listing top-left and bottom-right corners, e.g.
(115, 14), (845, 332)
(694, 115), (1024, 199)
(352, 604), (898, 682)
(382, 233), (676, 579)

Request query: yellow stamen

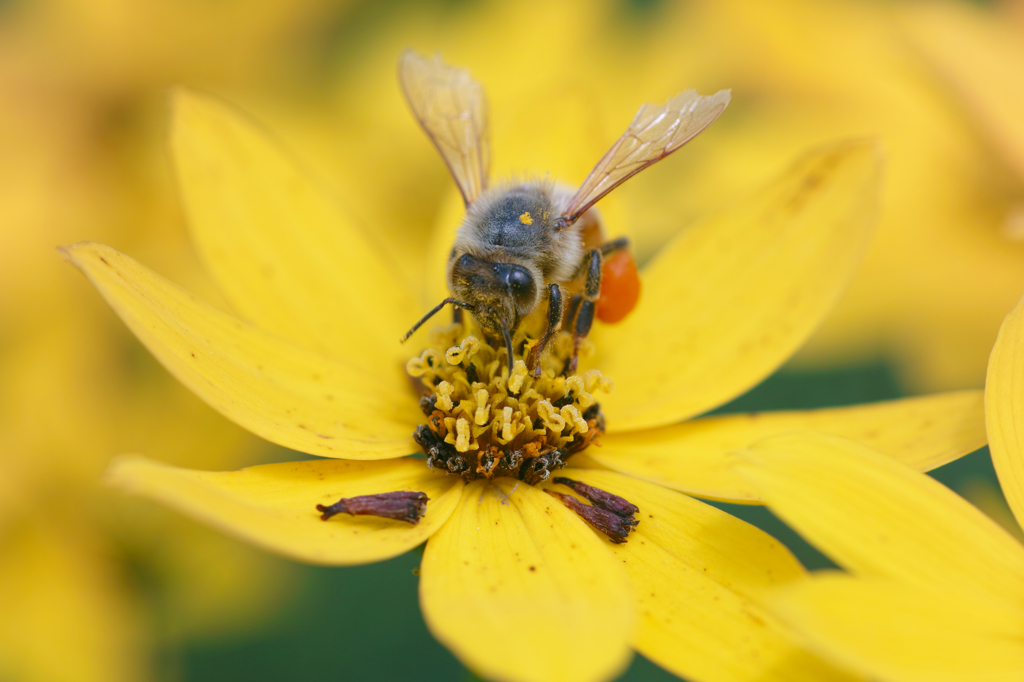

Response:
(446, 336), (481, 364)
(474, 388), (491, 425)
(454, 417), (474, 452)
(436, 381), (455, 412)
(507, 361), (528, 395)
(560, 405), (589, 435)
(409, 325), (610, 484)
(537, 400), (567, 433)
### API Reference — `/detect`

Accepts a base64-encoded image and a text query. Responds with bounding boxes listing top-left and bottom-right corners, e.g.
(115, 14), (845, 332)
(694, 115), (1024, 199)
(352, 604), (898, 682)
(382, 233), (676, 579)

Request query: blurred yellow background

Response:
(0, 0), (352, 679)
(2, 0), (1022, 680)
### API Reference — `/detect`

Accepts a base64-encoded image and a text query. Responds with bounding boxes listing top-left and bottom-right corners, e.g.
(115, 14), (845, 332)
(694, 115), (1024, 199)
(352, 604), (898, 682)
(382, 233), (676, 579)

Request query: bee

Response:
(398, 51), (730, 374)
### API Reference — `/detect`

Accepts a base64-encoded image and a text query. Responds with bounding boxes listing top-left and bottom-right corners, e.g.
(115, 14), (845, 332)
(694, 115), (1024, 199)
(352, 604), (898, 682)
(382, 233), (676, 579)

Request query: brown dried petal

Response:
(546, 490), (638, 544)
(552, 477), (639, 517)
(317, 491), (429, 524)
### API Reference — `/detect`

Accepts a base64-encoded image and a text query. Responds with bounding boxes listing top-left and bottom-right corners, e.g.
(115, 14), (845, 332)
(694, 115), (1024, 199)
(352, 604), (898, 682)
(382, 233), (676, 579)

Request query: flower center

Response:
(406, 323), (611, 484)
(315, 322), (640, 544)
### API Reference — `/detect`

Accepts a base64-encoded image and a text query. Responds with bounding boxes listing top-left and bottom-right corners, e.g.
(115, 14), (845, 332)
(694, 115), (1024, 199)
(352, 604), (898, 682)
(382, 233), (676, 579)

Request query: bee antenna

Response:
(501, 322), (514, 376)
(400, 298), (475, 343)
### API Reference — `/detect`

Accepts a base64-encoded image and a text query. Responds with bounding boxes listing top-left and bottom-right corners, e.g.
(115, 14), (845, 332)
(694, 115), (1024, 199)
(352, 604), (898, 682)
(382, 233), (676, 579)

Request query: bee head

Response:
(448, 252), (539, 339)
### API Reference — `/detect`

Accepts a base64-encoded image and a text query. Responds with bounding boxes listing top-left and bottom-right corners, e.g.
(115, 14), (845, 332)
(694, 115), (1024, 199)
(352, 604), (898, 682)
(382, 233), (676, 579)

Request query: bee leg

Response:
(527, 283), (563, 377)
(569, 248), (602, 373)
(560, 295), (582, 375)
(599, 236), (630, 257)
(452, 306), (463, 325)
(563, 295), (583, 328)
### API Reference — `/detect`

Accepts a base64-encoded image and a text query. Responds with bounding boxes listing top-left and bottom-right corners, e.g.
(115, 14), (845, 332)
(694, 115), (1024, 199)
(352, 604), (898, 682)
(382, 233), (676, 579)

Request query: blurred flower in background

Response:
(0, 0), (358, 679)
(654, 0), (1024, 393)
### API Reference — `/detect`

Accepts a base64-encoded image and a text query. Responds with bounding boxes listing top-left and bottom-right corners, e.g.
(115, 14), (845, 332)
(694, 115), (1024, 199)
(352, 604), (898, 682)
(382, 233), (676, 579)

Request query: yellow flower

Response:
(734, 290), (1024, 681)
(66, 87), (988, 682)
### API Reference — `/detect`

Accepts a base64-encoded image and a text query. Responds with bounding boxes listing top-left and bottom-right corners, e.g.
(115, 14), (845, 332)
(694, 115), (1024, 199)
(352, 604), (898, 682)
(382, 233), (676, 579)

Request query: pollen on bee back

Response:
(407, 324), (611, 485)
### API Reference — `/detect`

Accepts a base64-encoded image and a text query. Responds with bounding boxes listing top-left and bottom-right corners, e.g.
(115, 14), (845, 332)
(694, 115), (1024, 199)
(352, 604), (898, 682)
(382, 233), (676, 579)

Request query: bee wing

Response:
(399, 50), (490, 206)
(560, 89), (731, 225)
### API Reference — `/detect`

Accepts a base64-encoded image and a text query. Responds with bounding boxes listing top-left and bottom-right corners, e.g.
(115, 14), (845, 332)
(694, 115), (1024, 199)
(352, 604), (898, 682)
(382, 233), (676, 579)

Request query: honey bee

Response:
(398, 51), (730, 374)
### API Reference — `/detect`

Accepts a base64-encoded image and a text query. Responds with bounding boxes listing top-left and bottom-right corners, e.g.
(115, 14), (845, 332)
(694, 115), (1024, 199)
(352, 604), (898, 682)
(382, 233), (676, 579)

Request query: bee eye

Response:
(507, 266), (535, 304)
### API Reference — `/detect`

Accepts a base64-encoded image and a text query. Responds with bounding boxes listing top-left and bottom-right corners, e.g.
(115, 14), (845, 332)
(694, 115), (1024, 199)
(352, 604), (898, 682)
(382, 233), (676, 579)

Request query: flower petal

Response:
(558, 469), (858, 682)
(63, 242), (419, 459)
(171, 90), (418, 361)
(419, 479), (634, 682)
(596, 140), (881, 432)
(589, 391), (985, 503)
(108, 456), (461, 566)
(771, 574), (1024, 682)
(736, 433), (1024, 605)
(986, 291), (1024, 527)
